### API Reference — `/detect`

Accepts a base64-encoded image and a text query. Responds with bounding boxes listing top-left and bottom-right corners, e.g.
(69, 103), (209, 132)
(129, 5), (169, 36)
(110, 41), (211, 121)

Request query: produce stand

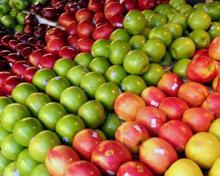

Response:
(0, 0), (220, 175)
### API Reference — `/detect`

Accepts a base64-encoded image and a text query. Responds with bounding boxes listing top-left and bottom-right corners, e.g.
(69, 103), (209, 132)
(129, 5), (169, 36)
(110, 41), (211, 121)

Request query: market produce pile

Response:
(0, 0), (220, 175)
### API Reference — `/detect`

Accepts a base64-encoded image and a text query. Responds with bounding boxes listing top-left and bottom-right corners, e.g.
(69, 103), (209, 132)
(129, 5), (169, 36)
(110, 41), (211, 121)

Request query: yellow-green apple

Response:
(209, 36), (220, 61)
(213, 74), (220, 93)
(209, 119), (220, 140)
(209, 157), (220, 176)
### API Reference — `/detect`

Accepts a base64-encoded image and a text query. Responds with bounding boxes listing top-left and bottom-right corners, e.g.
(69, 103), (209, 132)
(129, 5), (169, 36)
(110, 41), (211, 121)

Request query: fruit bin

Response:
(1, 0), (220, 176)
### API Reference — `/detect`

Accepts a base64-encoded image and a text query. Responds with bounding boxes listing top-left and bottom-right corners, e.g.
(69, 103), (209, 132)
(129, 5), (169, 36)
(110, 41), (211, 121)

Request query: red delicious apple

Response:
(91, 140), (132, 175)
(93, 12), (107, 26)
(46, 145), (80, 176)
(140, 138), (178, 175)
(58, 12), (76, 27)
(23, 67), (37, 83)
(25, 13), (39, 25)
(54, 1), (65, 12)
(88, 0), (104, 12)
(6, 53), (22, 64)
(0, 71), (12, 93)
(29, 49), (46, 68)
(117, 161), (153, 176)
(213, 74), (220, 93)
(75, 8), (94, 22)
(141, 86), (166, 107)
(182, 107), (214, 133)
(2, 75), (22, 95)
(104, 2), (125, 20)
(209, 36), (220, 61)
(136, 106), (167, 136)
(122, 0), (136, 10)
(138, 0), (157, 10)
(114, 92), (145, 121)
(92, 23), (114, 40)
(20, 47), (33, 59)
(64, 160), (102, 176)
(16, 43), (27, 52)
(157, 72), (183, 97)
(45, 28), (67, 42)
(45, 38), (66, 55)
(158, 120), (193, 152)
(42, 7), (58, 20)
(12, 61), (30, 78)
(193, 49), (208, 59)
(104, 0), (118, 7)
(24, 25), (33, 34)
(27, 37), (38, 46)
(202, 93), (220, 118)
(40, 53), (58, 69)
(58, 46), (77, 59)
(76, 37), (94, 53)
(8, 40), (19, 50)
(178, 81), (209, 107)
(1, 35), (12, 46)
(0, 50), (10, 58)
(65, 2), (78, 14)
(109, 14), (124, 28)
(67, 34), (79, 49)
(115, 121), (150, 153)
(72, 129), (104, 160)
(66, 21), (78, 35)
(187, 56), (217, 83)
(76, 20), (95, 38)
(159, 97), (189, 120)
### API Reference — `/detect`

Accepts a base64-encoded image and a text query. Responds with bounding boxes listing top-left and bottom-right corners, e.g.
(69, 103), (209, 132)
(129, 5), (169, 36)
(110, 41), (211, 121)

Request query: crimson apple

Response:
(122, 0), (136, 10)
(45, 28), (67, 42)
(88, 0), (104, 12)
(1, 35), (12, 46)
(45, 38), (66, 55)
(58, 46), (77, 59)
(42, 7), (58, 20)
(138, 0), (158, 10)
(12, 61), (30, 78)
(93, 12), (107, 26)
(67, 34), (79, 49)
(66, 21), (78, 35)
(0, 72), (12, 94)
(8, 40), (19, 50)
(20, 47), (33, 59)
(58, 12), (75, 27)
(76, 37), (94, 53)
(23, 67), (37, 83)
(213, 74), (220, 93)
(40, 53), (58, 69)
(104, 2), (125, 20)
(2, 75), (22, 95)
(193, 48), (208, 59)
(16, 43), (27, 52)
(75, 8), (94, 22)
(209, 36), (220, 61)
(76, 20), (95, 38)
(109, 14), (124, 28)
(65, 2), (78, 14)
(29, 49), (46, 68)
(92, 23), (114, 40)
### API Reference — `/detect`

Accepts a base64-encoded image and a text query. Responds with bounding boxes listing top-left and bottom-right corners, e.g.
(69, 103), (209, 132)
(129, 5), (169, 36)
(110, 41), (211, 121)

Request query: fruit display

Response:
(1, 0), (220, 175)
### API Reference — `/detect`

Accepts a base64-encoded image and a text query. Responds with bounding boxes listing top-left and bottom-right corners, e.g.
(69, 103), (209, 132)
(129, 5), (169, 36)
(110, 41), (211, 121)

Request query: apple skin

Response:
(40, 53), (58, 69)
(76, 20), (95, 38)
(88, 0), (104, 12)
(159, 97), (189, 120)
(104, 2), (125, 20)
(29, 49), (46, 68)
(67, 34), (79, 49)
(193, 48), (208, 59)
(0, 72), (12, 95)
(202, 93), (220, 118)
(8, 39), (19, 50)
(45, 38), (66, 55)
(136, 106), (167, 136)
(209, 36), (220, 61)
(75, 8), (94, 22)
(91, 140), (132, 175)
(92, 23), (114, 40)
(5, 53), (22, 64)
(209, 157), (220, 176)
(214, 60), (220, 74)
(45, 28), (67, 42)
(45, 145), (80, 176)
(58, 12), (76, 27)
(58, 46), (78, 59)
(11, 61), (30, 78)
(140, 138), (178, 175)
(64, 160), (102, 176)
(209, 119), (220, 141)
(141, 86), (166, 107)
(187, 56), (217, 83)
(2, 76), (22, 95)
(122, 0), (136, 11)
(178, 82), (209, 107)
(23, 67), (38, 83)
(76, 37), (94, 53)
(66, 21), (78, 35)
(115, 121), (150, 153)
(138, 0), (157, 10)
(72, 129), (104, 160)
(157, 72), (183, 97)
(213, 74), (220, 93)
(117, 161), (153, 176)
(158, 120), (193, 152)
(93, 12), (107, 26)
(183, 107), (214, 133)
(114, 92), (145, 121)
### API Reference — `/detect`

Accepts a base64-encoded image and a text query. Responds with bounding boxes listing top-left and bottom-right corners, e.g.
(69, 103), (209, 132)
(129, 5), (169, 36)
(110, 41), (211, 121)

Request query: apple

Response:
(58, 46), (78, 59)
(0, 71), (12, 92)
(110, 14), (124, 28)
(66, 21), (78, 35)
(45, 38), (66, 55)
(91, 140), (132, 175)
(76, 20), (94, 38)
(121, 0), (136, 10)
(65, 2), (78, 13)
(40, 53), (58, 69)
(104, 2), (124, 20)
(23, 67), (38, 83)
(58, 12), (75, 27)
(76, 37), (94, 53)
(0, 150), (11, 175)
(1, 35), (12, 46)
(88, 0), (103, 12)
(30, 164), (50, 176)
(209, 34), (220, 62)
(214, 60), (220, 74)
(92, 23), (114, 40)
(193, 48), (208, 59)
(2, 75), (22, 95)
(42, 7), (58, 20)
(45, 145), (80, 176)
(72, 129), (104, 160)
(114, 92), (145, 121)
(138, 0), (157, 10)
(75, 8), (94, 22)
(186, 132), (220, 169)
(116, 121), (150, 153)
(45, 28), (67, 42)
(140, 138), (178, 175)
(91, 39), (110, 58)
(213, 74), (220, 93)
(158, 120), (193, 152)
(89, 57), (111, 74)
(8, 39), (19, 50)
(20, 47), (33, 59)
(178, 81), (209, 107)
(11, 61), (30, 78)
(67, 34), (79, 49)
(209, 119), (220, 140)
(5, 53), (21, 64)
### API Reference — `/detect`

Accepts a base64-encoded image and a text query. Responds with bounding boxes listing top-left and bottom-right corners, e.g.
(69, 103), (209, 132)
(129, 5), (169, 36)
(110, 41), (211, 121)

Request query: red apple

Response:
(29, 49), (46, 68)
(141, 86), (166, 107)
(105, 0), (118, 7)
(23, 67), (37, 83)
(12, 61), (30, 78)
(5, 53), (22, 64)
(72, 129), (104, 160)
(40, 53), (58, 69)
(8, 40), (19, 50)
(209, 36), (220, 61)
(45, 38), (66, 55)
(140, 138), (178, 175)
(76, 20), (95, 38)
(66, 21), (78, 35)
(0, 71), (12, 93)
(58, 46), (77, 59)
(76, 37), (94, 53)
(42, 7), (58, 20)
(20, 47), (33, 59)
(157, 72), (183, 97)
(1, 35), (12, 46)
(202, 93), (220, 118)
(158, 120), (193, 152)
(88, 0), (104, 12)
(64, 160), (102, 176)
(115, 121), (150, 153)
(45, 28), (67, 42)
(104, 2), (125, 20)
(122, 0), (136, 10)
(138, 0), (157, 10)
(65, 2), (78, 14)
(193, 49), (208, 59)
(213, 74), (220, 93)
(214, 60), (220, 74)
(67, 34), (79, 49)
(183, 107), (214, 132)
(117, 161), (153, 176)
(2, 75), (22, 95)
(136, 106), (167, 136)
(75, 8), (94, 22)
(93, 12), (107, 26)
(178, 81), (209, 107)
(0, 50), (10, 58)
(91, 140), (132, 175)
(109, 14), (124, 28)
(24, 25), (33, 34)
(159, 97), (189, 120)
(16, 43), (27, 52)
(51, 0), (60, 7)
(58, 12), (76, 27)
(46, 145), (80, 176)
(92, 23), (114, 40)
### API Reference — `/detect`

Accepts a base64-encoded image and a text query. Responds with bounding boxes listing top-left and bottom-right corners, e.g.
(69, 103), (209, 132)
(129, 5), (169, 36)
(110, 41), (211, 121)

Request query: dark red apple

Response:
(25, 13), (39, 25)
(76, 37), (94, 53)
(0, 50), (10, 58)
(45, 38), (66, 55)
(16, 43), (27, 52)
(6, 53), (22, 64)
(20, 47), (33, 59)
(92, 23), (114, 40)
(138, 0), (157, 10)
(122, 0), (136, 10)
(8, 40), (19, 50)
(104, 2), (125, 20)
(66, 21), (78, 35)
(88, 0), (104, 12)
(40, 53), (58, 69)
(67, 34), (79, 49)
(2, 75), (22, 95)
(58, 12), (76, 27)
(58, 46), (78, 59)
(45, 28), (67, 42)
(0, 60), (10, 72)
(29, 49), (46, 68)
(109, 14), (124, 28)
(23, 67), (37, 83)
(65, 2), (78, 14)
(31, 3), (44, 14)
(93, 12), (108, 26)
(42, 7), (58, 20)
(12, 61), (30, 78)
(1, 35), (12, 46)
(76, 20), (95, 38)
(0, 71), (12, 93)
(75, 8), (94, 22)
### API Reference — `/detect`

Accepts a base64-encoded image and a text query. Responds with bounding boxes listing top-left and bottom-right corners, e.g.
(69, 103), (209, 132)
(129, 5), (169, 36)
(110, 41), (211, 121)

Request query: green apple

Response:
(13, 117), (43, 146)
(169, 13), (187, 30)
(16, 12), (26, 24)
(148, 13), (167, 28)
(169, 0), (185, 9)
(189, 29), (210, 49)
(129, 35), (146, 50)
(206, 2), (220, 21)
(142, 38), (166, 63)
(0, 124), (10, 147)
(30, 164), (50, 176)
(45, 76), (70, 101)
(0, 96), (13, 116)
(209, 22), (220, 40)
(173, 58), (191, 78)
(53, 58), (76, 76)
(3, 162), (19, 176)
(0, 12), (4, 19)
(74, 53), (93, 67)
(109, 39), (131, 65)
(91, 39), (110, 58)
(0, 151), (11, 175)
(9, 9), (19, 17)
(194, 3), (206, 10)
(60, 86), (88, 113)
(121, 75), (146, 95)
(95, 82), (121, 110)
(155, 4), (170, 14)
(105, 65), (128, 84)
(88, 57), (111, 74)
(78, 100), (105, 129)
(38, 102), (67, 130)
(177, 3), (193, 16)
(56, 114), (85, 145)
(28, 130), (60, 162)
(1, 15), (15, 29)
(0, 1), (10, 13)
(142, 9), (155, 25)
(14, 24), (24, 33)
(165, 22), (183, 40)
(142, 27), (152, 38)
(110, 29), (131, 42)
(142, 63), (165, 85)
(160, 51), (173, 66)
(12, 0), (28, 10)
(66, 65), (89, 86)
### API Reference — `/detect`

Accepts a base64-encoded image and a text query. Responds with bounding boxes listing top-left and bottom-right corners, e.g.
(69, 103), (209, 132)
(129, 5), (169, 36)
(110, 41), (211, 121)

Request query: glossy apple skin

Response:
(45, 38), (66, 55)
(88, 0), (104, 12)
(0, 72), (12, 93)
(45, 28), (67, 42)
(140, 138), (178, 175)
(122, 0), (136, 10)
(2, 76), (22, 95)
(117, 161), (153, 176)
(187, 56), (217, 83)
(138, 0), (157, 10)
(214, 60), (220, 74)
(66, 21), (78, 35)
(158, 120), (193, 152)
(76, 20), (95, 38)
(64, 160), (102, 176)
(136, 106), (167, 136)
(29, 49), (46, 68)
(76, 38), (94, 53)
(92, 24), (114, 40)
(141, 86), (166, 107)
(93, 12), (107, 26)
(183, 107), (214, 132)
(75, 8), (94, 22)
(58, 46), (77, 59)
(67, 34), (79, 49)
(72, 129), (104, 160)
(115, 121), (150, 153)
(11, 61), (30, 78)
(193, 49), (208, 59)
(159, 97), (189, 120)
(110, 14), (124, 28)
(45, 145), (80, 176)
(157, 73), (183, 97)
(213, 74), (220, 93)
(209, 36), (220, 61)
(202, 93), (220, 118)
(178, 82), (209, 107)
(58, 12), (76, 27)
(104, 2), (125, 20)
(114, 92), (145, 121)
(40, 53), (58, 69)
(91, 140), (132, 175)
